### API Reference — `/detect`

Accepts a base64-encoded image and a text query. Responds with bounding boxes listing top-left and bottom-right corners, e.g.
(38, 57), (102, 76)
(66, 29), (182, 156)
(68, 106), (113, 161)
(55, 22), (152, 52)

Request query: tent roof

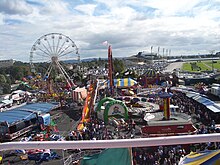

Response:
(207, 105), (220, 113)
(143, 69), (157, 77)
(186, 92), (199, 98)
(114, 78), (137, 87)
(0, 102), (59, 125)
(186, 92), (220, 112)
(20, 102), (58, 113)
(0, 109), (36, 125)
(191, 94), (215, 106)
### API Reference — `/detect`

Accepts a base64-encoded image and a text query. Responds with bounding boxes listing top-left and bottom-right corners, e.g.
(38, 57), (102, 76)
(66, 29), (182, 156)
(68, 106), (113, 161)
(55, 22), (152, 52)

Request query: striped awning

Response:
(179, 150), (220, 165)
(144, 69), (157, 77)
(114, 78), (137, 87)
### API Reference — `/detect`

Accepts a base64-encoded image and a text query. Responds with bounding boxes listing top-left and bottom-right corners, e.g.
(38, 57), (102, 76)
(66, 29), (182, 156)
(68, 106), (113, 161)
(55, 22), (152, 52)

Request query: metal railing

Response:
(1, 134), (220, 151)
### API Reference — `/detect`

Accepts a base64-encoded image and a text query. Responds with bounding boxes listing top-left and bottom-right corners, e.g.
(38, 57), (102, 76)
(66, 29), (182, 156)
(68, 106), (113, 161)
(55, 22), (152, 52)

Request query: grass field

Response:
(181, 60), (220, 72)
(204, 60), (220, 70)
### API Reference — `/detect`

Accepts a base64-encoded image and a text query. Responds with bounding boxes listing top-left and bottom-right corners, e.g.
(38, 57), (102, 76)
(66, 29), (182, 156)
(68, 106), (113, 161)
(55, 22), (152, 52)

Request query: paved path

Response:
(164, 62), (184, 73)
(202, 62), (212, 70)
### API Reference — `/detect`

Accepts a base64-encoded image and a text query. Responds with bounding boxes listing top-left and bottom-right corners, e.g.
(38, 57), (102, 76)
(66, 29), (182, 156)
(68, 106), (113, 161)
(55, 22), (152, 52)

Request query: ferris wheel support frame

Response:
(30, 33), (79, 88)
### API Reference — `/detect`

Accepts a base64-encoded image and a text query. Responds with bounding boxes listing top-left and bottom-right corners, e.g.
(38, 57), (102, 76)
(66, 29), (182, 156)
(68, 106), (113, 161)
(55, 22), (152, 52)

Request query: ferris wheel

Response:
(30, 33), (80, 87)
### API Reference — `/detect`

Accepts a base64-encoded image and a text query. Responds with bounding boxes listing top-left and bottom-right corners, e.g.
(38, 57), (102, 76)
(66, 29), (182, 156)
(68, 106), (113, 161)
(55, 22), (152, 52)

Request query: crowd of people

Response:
(171, 91), (220, 130)
(68, 119), (107, 141)
(132, 90), (220, 165)
(133, 145), (186, 165)
(67, 117), (137, 142)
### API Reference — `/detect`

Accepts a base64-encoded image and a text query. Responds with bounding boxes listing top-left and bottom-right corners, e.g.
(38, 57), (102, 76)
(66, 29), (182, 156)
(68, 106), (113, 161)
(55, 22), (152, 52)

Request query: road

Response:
(164, 62), (184, 73)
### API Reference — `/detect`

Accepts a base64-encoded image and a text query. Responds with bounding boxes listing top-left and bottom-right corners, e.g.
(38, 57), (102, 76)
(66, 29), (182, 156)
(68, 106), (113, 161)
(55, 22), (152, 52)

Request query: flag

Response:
(102, 41), (109, 46)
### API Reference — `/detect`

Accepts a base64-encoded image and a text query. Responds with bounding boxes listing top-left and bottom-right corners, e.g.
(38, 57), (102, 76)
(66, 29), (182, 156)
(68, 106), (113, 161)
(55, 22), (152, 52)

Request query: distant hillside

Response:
(63, 57), (108, 63)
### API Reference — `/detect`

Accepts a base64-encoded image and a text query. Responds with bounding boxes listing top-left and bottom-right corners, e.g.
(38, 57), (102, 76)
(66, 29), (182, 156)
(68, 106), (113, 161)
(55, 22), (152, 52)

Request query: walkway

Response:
(164, 62), (184, 73)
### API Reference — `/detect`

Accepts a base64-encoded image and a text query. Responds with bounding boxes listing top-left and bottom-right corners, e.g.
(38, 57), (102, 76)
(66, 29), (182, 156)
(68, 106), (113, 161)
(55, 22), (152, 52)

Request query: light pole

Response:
(210, 50), (215, 72)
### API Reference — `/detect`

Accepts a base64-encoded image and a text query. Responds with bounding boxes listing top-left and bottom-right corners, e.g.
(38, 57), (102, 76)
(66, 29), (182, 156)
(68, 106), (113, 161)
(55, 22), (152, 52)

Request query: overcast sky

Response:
(0, 0), (220, 62)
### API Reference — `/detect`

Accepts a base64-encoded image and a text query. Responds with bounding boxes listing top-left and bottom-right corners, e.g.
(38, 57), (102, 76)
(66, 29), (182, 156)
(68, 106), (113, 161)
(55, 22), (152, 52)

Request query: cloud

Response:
(0, 0), (33, 15)
(1, 0), (220, 62)
(74, 4), (97, 16)
(39, 0), (70, 16)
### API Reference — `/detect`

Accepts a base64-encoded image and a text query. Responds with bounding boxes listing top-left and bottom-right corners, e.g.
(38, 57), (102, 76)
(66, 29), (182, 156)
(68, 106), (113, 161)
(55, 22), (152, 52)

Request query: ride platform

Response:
(141, 111), (197, 137)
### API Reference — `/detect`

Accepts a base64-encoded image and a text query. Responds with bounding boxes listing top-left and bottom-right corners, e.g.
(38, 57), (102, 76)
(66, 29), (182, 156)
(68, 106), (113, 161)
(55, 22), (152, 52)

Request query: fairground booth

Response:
(138, 69), (160, 87)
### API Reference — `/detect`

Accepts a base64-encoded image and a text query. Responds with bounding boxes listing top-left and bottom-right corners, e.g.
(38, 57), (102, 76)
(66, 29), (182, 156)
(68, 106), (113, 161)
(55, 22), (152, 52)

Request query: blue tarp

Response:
(0, 103), (58, 125)
(0, 110), (37, 124)
(19, 103), (59, 113)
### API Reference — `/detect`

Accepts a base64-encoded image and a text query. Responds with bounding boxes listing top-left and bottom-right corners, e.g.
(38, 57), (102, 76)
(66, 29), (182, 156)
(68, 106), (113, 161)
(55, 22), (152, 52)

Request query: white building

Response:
(0, 59), (14, 68)
(210, 83), (220, 98)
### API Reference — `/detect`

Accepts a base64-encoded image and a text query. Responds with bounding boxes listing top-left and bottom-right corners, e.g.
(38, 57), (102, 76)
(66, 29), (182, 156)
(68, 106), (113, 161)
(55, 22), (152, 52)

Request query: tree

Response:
(2, 84), (11, 94)
(0, 74), (7, 84)
(113, 59), (125, 75)
(8, 66), (24, 81)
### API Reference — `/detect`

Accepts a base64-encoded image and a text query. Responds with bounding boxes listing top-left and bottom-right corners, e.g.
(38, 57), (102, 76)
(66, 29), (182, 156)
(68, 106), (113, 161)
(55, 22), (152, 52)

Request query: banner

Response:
(80, 148), (132, 165)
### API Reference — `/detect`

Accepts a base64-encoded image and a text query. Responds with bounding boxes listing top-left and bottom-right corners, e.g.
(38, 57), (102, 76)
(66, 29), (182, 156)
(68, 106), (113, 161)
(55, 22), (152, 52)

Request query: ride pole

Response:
(108, 45), (114, 96)
(159, 89), (172, 120)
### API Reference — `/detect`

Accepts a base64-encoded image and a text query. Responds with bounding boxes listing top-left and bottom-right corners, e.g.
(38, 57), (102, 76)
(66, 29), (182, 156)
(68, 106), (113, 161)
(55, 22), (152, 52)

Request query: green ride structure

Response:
(95, 97), (129, 123)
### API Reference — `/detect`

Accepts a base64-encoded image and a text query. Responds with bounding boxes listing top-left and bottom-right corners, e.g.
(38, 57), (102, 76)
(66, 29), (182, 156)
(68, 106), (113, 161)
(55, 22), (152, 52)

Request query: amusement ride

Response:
(30, 33), (80, 89)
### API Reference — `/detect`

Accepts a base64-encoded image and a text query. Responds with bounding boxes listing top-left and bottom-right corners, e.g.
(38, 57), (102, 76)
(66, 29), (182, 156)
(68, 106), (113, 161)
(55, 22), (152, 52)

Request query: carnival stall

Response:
(72, 87), (87, 103)
(138, 69), (160, 87)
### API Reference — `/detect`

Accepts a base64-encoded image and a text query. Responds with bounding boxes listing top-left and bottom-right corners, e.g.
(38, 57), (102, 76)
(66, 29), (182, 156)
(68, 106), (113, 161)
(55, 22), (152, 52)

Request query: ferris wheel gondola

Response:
(30, 33), (79, 87)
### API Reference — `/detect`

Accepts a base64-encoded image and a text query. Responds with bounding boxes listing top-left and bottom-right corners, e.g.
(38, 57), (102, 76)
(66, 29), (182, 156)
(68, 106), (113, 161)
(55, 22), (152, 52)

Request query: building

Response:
(211, 83), (220, 98)
(0, 59), (14, 68)
(137, 51), (157, 60)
